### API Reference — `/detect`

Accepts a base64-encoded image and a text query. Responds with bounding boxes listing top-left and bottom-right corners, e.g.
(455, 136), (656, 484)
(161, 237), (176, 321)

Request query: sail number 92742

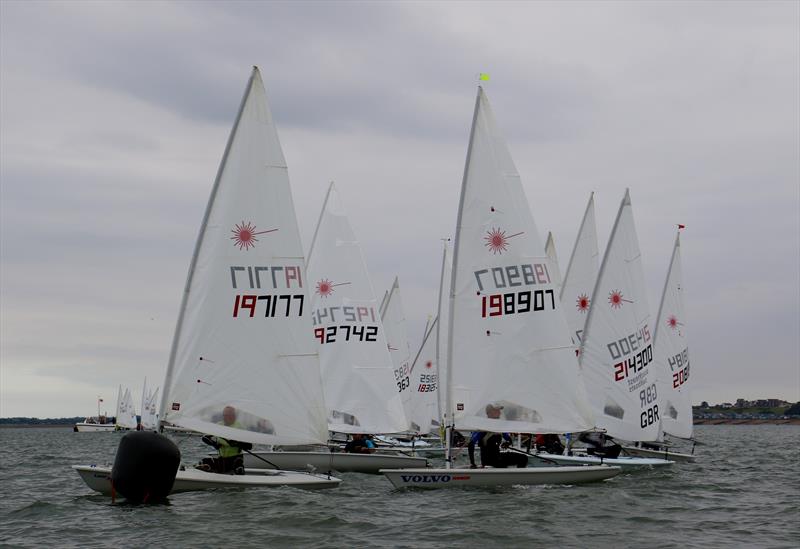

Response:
(314, 325), (378, 344)
(480, 289), (556, 318)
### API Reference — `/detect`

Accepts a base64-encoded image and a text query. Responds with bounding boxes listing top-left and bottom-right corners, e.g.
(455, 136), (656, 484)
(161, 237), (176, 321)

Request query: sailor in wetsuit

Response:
(467, 404), (528, 468)
(344, 433), (376, 454)
(579, 431), (622, 459)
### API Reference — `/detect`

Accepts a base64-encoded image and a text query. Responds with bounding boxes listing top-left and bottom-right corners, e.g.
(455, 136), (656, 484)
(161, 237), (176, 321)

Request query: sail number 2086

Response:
(480, 289), (556, 318)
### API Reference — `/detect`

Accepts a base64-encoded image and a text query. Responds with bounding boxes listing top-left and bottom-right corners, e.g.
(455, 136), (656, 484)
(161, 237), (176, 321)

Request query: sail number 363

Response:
(481, 289), (555, 318)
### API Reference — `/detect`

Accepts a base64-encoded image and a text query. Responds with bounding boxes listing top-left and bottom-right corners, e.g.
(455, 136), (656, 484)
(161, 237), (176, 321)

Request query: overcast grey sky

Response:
(1, 0), (798, 417)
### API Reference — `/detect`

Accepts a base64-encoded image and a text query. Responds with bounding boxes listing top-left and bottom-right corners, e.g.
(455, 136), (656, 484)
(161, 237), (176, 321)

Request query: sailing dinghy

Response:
(622, 230), (696, 462)
(74, 67), (341, 493)
(244, 183), (426, 473)
(382, 85), (619, 488)
(536, 190), (673, 469)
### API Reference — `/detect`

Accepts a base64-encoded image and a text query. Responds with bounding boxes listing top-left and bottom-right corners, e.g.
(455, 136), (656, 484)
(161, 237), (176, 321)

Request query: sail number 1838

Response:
(481, 289), (555, 318)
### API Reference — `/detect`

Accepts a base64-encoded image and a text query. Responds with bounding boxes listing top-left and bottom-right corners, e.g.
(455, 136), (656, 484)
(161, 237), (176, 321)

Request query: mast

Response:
(433, 238), (449, 434)
(445, 86), (483, 468)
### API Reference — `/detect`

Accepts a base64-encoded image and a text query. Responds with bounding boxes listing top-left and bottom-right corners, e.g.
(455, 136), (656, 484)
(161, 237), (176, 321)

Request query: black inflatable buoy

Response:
(111, 431), (181, 503)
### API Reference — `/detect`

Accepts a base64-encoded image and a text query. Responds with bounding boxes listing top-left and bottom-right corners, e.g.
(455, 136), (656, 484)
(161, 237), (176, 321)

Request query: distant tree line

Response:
(0, 417), (84, 425)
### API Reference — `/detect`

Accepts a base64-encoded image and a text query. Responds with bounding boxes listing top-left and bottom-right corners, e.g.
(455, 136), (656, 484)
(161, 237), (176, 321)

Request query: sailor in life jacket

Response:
(467, 403), (528, 468)
(197, 405), (253, 474)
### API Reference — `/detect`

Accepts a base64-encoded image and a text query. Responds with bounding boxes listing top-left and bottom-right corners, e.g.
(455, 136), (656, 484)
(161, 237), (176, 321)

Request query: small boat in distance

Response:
(74, 396), (116, 432)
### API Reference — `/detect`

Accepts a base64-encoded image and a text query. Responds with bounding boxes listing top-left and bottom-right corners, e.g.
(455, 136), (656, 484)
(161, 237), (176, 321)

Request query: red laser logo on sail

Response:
(483, 227), (523, 255)
(425, 360), (433, 369)
(315, 279), (351, 298)
(576, 293), (590, 313)
(230, 221), (278, 250)
(608, 290), (632, 309)
(667, 315), (684, 335)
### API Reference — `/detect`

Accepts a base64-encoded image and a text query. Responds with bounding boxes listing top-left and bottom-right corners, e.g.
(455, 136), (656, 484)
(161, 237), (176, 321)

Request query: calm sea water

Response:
(0, 425), (797, 548)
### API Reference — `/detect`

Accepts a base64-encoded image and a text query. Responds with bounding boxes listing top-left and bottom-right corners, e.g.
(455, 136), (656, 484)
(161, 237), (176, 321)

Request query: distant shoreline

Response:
(0, 424), (78, 429)
(693, 418), (800, 425)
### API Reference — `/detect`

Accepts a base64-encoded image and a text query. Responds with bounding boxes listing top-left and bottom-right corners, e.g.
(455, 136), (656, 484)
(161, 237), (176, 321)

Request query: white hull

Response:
(243, 451), (428, 474)
(72, 465), (341, 495)
(380, 465), (620, 489)
(74, 423), (116, 432)
(534, 452), (674, 468)
(621, 446), (697, 462)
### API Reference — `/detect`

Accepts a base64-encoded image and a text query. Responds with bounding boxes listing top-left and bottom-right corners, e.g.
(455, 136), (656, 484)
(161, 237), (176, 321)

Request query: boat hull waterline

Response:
(72, 465), (341, 494)
(243, 451), (428, 474)
(380, 465), (620, 488)
(74, 423), (116, 433)
(534, 453), (674, 468)
(620, 446), (697, 463)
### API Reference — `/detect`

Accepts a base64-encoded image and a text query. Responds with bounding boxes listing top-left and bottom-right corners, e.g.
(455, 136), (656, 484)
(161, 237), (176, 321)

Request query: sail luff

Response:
(159, 68), (260, 423)
(445, 87), (483, 464)
(578, 189), (628, 360)
(561, 192), (596, 302)
(653, 233), (680, 352)
(307, 181), (335, 268)
(545, 231), (562, 291)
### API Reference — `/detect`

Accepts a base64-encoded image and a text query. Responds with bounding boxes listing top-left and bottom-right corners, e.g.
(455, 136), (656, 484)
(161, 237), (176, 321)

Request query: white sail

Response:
(380, 277), (415, 431)
(560, 193), (600, 349)
(409, 316), (440, 435)
(141, 386), (160, 430)
(117, 388), (138, 429)
(140, 377), (148, 428)
(446, 87), (594, 435)
(653, 232), (692, 439)
(158, 67), (329, 446)
(114, 384), (122, 422)
(579, 189), (660, 441)
(307, 182), (408, 434)
(545, 231), (562, 292)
